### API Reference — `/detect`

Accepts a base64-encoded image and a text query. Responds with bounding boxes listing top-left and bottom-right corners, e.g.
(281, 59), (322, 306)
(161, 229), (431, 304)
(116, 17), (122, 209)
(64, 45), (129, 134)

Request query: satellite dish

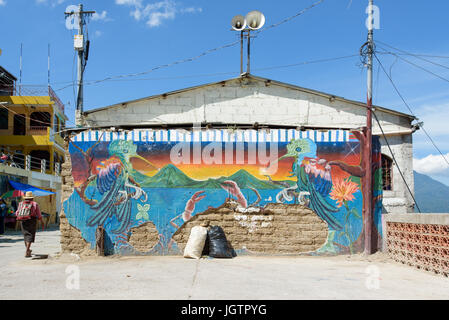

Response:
(231, 15), (246, 31)
(245, 10), (265, 30)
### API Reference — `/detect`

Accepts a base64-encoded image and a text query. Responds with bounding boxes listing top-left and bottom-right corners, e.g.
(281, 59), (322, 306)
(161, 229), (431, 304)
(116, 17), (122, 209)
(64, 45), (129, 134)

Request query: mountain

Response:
(228, 169), (282, 190)
(414, 171), (449, 213)
(141, 164), (196, 188)
(140, 164), (293, 189)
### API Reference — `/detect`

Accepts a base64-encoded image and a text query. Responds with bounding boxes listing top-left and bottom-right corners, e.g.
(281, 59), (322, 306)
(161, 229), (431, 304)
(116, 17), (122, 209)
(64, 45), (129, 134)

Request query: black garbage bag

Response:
(207, 225), (235, 258)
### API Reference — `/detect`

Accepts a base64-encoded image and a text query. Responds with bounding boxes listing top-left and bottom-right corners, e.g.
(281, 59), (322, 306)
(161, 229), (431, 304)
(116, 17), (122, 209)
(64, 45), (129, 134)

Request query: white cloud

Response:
(94, 30), (103, 38)
(0, 0), (6, 6)
(180, 7), (202, 14)
(116, 0), (202, 28)
(36, 0), (66, 6)
(116, 0), (142, 5)
(92, 10), (110, 22)
(414, 153), (449, 175)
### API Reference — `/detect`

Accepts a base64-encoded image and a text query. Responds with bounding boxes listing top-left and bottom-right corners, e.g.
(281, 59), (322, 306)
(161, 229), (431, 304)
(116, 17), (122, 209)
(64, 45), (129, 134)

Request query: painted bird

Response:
(277, 138), (343, 230)
(82, 140), (158, 234)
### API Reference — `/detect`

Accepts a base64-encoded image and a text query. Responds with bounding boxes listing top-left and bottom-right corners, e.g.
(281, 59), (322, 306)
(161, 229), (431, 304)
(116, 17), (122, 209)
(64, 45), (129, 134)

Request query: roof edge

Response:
(84, 73), (416, 120)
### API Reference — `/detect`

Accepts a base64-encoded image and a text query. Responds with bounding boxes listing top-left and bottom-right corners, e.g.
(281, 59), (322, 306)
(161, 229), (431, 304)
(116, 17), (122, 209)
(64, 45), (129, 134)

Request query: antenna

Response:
(230, 11), (265, 74)
(19, 43), (23, 89)
(48, 43), (51, 87)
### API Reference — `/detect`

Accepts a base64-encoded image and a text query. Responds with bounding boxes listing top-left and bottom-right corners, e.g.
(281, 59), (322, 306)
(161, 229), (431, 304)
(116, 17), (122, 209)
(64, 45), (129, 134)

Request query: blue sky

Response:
(1, 0), (449, 185)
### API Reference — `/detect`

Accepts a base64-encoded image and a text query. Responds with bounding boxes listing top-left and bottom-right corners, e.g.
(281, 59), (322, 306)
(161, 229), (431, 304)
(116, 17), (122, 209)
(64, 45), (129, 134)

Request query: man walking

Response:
(15, 191), (42, 258)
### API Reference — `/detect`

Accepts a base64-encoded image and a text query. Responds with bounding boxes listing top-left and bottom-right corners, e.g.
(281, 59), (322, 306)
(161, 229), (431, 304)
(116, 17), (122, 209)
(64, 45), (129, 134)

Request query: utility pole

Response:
(65, 4), (95, 127)
(363, 0), (375, 255)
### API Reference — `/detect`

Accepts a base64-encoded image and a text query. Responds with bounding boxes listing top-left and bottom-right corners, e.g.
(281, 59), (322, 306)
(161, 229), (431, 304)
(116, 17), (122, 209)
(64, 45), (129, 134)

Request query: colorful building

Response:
(0, 65), (67, 221)
(60, 74), (419, 256)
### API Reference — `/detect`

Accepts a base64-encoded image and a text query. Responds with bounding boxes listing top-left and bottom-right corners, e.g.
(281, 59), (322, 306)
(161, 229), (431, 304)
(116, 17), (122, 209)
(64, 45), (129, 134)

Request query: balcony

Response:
(0, 85), (65, 114)
(29, 126), (50, 136)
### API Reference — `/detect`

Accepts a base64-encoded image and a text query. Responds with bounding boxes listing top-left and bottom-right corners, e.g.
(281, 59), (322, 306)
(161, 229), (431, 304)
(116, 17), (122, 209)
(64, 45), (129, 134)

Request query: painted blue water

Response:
(64, 186), (367, 255)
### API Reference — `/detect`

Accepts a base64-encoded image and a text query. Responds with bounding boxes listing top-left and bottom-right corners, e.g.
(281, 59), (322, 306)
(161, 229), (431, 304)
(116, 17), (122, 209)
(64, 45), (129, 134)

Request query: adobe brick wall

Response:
(385, 214), (449, 277)
(128, 221), (160, 253)
(172, 201), (329, 255)
(59, 138), (95, 256)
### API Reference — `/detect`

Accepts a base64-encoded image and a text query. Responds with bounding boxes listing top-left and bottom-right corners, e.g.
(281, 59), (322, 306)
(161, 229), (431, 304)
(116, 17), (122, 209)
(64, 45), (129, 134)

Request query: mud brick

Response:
(206, 214), (224, 221)
(222, 214), (236, 221)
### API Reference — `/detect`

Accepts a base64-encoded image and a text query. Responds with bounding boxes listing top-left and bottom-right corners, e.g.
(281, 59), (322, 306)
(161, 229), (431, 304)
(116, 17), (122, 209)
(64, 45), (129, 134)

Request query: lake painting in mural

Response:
(64, 129), (382, 255)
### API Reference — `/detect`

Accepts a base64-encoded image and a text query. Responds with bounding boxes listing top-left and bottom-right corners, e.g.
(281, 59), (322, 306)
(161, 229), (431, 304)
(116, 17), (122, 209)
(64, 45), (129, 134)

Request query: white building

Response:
(81, 74), (418, 214)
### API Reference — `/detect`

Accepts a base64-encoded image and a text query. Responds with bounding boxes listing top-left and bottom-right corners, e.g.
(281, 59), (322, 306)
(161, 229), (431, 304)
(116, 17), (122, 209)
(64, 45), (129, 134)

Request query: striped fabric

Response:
(72, 129), (358, 143)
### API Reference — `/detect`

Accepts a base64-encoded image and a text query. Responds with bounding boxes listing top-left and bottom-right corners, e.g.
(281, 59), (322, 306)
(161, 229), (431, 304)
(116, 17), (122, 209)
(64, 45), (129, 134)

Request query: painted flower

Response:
(329, 178), (359, 207)
(136, 203), (150, 220)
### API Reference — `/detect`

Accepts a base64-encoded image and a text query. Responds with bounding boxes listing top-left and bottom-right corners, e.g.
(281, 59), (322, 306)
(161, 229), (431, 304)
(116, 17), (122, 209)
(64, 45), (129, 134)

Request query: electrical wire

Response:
(256, 0), (325, 34)
(376, 40), (449, 68)
(0, 103), (76, 129)
(52, 53), (358, 91)
(54, 1), (326, 92)
(372, 110), (421, 213)
(54, 40), (241, 92)
(373, 52), (449, 168)
(378, 49), (449, 84)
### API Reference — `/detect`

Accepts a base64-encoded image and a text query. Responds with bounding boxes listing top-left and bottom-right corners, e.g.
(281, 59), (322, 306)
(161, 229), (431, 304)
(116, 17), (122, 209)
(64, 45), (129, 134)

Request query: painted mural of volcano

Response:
(139, 164), (294, 189)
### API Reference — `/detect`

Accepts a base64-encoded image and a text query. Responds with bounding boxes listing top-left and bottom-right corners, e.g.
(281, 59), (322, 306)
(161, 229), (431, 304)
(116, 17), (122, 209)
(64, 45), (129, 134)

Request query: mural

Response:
(64, 129), (382, 255)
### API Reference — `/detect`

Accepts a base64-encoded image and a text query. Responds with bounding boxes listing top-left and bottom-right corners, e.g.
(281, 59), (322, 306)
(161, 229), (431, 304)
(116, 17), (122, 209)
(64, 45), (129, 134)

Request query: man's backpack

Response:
(17, 202), (33, 220)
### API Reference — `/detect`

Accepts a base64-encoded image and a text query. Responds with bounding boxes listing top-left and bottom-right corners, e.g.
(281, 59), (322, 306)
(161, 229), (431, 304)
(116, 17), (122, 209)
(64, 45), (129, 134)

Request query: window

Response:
(382, 154), (393, 191)
(0, 109), (8, 129)
(30, 112), (51, 128)
(54, 115), (58, 131)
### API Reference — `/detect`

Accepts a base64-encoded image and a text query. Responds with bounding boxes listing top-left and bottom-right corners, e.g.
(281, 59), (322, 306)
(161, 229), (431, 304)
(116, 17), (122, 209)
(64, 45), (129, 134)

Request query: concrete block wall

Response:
(385, 214), (449, 277)
(85, 78), (413, 134)
(380, 134), (415, 213)
(84, 77), (416, 215)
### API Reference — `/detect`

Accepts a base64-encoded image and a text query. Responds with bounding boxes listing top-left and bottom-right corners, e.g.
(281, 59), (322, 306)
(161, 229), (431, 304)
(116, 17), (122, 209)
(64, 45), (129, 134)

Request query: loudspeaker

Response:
(246, 10), (265, 30)
(231, 15), (246, 31)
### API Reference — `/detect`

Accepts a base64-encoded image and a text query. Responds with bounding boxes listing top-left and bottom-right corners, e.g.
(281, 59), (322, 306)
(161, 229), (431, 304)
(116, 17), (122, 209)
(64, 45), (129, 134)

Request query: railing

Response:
(0, 150), (63, 176)
(11, 85), (65, 114)
(29, 126), (50, 136)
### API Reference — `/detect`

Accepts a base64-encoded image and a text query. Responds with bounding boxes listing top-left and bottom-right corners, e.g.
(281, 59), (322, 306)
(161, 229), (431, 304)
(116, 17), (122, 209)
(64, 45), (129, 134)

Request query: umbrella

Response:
(7, 180), (56, 197)
(0, 190), (24, 199)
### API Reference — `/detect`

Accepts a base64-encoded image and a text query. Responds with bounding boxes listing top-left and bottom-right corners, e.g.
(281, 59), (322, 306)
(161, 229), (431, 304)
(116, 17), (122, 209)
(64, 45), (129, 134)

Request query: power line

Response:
(256, 0), (325, 34)
(376, 40), (449, 67)
(378, 49), (449, 84)
(54, 40), (241, 92)
(55, 1), (326, 92)
(53, 53), (358, 91)
(0, 103), (77, 129)
(373, 52), (449, 168)
(372, 110), (422, 213)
